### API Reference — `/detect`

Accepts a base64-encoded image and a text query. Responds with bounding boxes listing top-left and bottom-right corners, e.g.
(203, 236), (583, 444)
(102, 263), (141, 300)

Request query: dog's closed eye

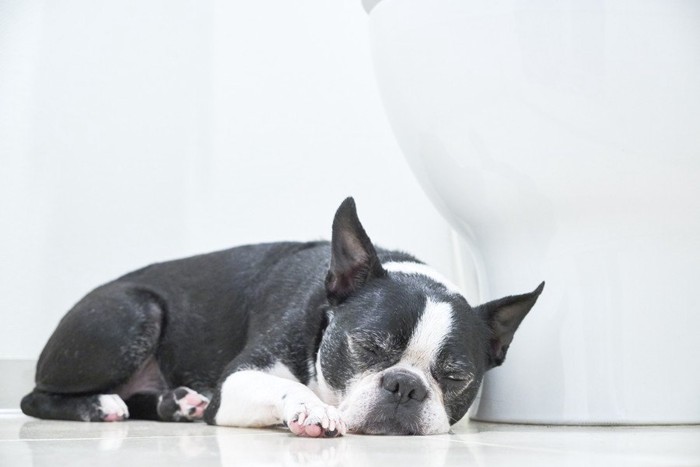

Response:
(346, 330), (404, 364)
(347, 331), (386, 357)
(432, 364), (475, 388)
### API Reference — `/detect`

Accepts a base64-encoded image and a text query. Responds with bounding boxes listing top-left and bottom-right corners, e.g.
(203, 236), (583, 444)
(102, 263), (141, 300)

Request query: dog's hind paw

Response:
(285, 402), (346, 438)
(158, 387), (210, 422)
(96, 394), (129, 422)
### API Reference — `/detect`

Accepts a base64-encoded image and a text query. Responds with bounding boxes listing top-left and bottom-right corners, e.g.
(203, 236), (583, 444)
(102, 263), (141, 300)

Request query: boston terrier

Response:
(21, 197), (543, 436)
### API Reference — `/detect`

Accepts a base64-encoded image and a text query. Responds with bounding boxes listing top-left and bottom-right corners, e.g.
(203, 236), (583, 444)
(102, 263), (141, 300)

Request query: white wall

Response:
(0, 0), (453, 360)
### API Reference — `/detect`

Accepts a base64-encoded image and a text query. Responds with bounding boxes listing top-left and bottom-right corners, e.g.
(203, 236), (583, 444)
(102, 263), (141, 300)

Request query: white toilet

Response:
(363, 0), (700, 424)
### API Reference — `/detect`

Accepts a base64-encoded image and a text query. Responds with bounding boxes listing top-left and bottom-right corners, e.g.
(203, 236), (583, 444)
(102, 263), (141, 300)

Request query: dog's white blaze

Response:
(383, 261), (463, 295)
(401, 298), (453, 370)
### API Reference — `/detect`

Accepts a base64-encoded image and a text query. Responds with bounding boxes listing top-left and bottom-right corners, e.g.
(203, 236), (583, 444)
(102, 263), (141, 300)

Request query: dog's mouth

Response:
(343, 404), (447, 436)
(348, 419), (437, 436)
(352, 427), (423, 436)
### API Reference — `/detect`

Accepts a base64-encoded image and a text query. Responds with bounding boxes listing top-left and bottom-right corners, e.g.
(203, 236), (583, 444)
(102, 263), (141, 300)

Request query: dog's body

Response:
(21, 198), (543, 436)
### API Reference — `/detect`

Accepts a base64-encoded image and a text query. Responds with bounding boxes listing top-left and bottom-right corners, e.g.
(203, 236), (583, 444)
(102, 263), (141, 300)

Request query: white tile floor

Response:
(1, 411), (698, 466)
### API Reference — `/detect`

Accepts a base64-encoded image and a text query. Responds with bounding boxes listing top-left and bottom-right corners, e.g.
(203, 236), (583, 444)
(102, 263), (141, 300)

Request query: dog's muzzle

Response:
(355, 368), (434, 435)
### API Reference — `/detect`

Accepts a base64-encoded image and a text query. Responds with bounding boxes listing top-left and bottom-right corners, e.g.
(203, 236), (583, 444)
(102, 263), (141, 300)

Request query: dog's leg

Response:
(21, 383), (209, 424)
(21, 285), (163, 422)
(21, 391), (129, 422)
(205, 370), (346, 438)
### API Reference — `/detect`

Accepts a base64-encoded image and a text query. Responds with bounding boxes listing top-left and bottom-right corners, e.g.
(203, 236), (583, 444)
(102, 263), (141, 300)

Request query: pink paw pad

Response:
(158, 387), (210, 422)
(180, 390), (209, 419)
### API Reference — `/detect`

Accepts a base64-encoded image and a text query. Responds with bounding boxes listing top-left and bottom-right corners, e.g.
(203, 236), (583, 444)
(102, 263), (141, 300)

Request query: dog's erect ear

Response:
(325, 197), (386, 304)
(477, 282), (545, 368)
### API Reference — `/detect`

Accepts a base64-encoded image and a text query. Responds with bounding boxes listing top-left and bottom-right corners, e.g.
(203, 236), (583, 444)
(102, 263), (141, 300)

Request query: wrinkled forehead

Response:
(339, 262), (471, 362)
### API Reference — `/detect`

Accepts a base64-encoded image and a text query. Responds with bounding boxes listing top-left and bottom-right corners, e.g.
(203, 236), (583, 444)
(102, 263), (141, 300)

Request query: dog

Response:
(21, 197), (543, 436)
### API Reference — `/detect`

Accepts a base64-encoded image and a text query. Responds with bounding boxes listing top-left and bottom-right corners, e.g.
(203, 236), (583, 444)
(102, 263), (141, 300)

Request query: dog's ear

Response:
(476, 282), (544, 368)
(325, 197), (386, 304)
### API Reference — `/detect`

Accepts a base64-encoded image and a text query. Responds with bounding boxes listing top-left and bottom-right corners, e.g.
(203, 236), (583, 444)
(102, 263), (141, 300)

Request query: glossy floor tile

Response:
(1, 412), (698, 466)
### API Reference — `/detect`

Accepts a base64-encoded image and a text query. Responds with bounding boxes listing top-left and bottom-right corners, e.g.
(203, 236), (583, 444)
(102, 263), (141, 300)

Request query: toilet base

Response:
(463, 225), (700, 425)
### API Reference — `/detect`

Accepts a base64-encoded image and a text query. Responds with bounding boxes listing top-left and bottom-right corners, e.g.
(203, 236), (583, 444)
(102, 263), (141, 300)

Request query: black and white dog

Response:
(21, 198), (543, 437)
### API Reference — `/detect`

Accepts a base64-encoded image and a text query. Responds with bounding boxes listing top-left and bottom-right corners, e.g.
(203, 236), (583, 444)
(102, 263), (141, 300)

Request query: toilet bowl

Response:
(364, 0), (700, 424)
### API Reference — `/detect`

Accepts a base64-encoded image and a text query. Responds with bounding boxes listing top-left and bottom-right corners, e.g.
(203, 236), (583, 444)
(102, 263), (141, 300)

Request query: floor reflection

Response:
(215, 428), (476, 467)
(8, 415), (699, 467)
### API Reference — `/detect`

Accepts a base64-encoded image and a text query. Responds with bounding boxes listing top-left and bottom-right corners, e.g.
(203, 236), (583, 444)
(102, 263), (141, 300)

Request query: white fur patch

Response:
(97, 394), (129, 420)
(383, 261), (463, 295)
(216, 363), (299, 427)
(215, 361), (337, 431)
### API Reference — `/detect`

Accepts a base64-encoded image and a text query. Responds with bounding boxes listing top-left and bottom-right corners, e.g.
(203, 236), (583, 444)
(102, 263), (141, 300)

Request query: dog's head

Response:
(315, 198), (544, 435)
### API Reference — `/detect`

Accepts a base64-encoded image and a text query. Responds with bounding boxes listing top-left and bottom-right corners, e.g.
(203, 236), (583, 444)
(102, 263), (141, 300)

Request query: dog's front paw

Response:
(158, 387), (210, 422)
(284, 402), (346, 438)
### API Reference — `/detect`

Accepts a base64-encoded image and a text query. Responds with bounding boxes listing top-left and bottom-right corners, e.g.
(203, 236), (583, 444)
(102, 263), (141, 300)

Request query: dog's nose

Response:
(381, 369), (428, 404)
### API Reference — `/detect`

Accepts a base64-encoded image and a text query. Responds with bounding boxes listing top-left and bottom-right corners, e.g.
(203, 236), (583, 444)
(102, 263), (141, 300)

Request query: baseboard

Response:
(0, 360), (35, 409)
